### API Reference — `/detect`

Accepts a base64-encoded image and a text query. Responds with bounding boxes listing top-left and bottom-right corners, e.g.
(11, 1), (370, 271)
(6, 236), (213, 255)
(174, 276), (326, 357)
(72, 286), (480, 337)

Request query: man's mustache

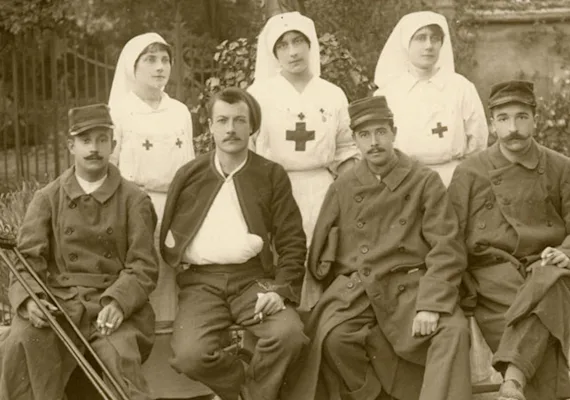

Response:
(368, 147), (386, 154)
(85, 154), (103, 160)
(224, 135), (240, 142)
(504, 132), (528, 141)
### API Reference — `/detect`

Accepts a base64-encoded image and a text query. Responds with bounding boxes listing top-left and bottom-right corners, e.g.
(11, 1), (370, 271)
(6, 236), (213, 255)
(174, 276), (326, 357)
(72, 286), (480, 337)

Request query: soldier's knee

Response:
(438, 313), (470, 343)
(265, 313), (307, 353)
(169, 342), (218, 378)
(322, 324), (350, 356)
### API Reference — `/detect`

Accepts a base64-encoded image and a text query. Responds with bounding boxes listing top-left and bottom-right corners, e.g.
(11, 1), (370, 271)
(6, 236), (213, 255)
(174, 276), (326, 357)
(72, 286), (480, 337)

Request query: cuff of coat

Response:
(270, 284), (300, 306)
(415, 276), (458, 315)
(9, 280), (43, 316)
(101, 274), (148, 319)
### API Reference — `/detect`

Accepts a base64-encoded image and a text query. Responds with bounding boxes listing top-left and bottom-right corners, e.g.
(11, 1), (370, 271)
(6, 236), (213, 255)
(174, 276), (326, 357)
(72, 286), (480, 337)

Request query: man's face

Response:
(68, 127), (115, 176)
(491, 102), (535, 153)
(274, 31), (310, 76)
(134, 49), (171, 90)
(408, 25), (443, 71)
(209, 100), (251, 156)
(353, 120), (396, 167)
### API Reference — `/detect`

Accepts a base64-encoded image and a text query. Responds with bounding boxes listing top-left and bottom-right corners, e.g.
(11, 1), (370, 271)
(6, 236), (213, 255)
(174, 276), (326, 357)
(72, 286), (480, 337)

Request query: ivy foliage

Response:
(535, 68), (570, 156)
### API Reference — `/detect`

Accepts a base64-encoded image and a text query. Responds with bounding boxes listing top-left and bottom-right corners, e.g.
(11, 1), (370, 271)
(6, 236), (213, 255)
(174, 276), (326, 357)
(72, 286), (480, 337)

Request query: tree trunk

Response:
(263, 0), (305, 20)
(203, 0), (223, 40)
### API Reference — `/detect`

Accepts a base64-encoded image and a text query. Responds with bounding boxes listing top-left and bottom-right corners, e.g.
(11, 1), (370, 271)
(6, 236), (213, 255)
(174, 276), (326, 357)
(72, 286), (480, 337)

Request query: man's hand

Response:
(254, 292), (286, 322)
(537, 247), (570, 269)
(412, 311), (440, 337)
(22, 298), (58, 329)
(97, 298), (124, 336)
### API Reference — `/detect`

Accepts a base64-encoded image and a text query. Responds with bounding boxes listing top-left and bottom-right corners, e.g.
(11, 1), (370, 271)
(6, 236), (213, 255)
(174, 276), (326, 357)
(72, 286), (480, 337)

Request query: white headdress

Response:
(108, 32), (169, 112)
(254, 12), (321, 81)
(374, 11), (454, 90)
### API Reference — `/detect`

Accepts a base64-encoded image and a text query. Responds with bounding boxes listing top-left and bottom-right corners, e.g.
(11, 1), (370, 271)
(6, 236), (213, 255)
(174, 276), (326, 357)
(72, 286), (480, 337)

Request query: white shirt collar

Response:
(214, 152), (248, 181)
(75, 173), (108, 194)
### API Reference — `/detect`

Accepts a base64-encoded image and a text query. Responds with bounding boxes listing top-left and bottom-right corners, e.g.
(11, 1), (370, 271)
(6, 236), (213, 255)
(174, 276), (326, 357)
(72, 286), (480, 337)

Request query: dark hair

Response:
(207, 87), (262, 133)
(135, 42), (173, 69)
(272, 30), (311, 57)
(413, 24), (445, 43)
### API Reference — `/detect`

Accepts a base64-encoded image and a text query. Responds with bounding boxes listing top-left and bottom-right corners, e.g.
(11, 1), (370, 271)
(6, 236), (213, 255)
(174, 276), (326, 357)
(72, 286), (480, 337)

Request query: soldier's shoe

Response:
(497, 379), (526, 400)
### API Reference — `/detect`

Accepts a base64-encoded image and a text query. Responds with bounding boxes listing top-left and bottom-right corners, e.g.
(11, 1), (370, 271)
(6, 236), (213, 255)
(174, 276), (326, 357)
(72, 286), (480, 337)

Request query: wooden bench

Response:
(0, 319), (502, 398)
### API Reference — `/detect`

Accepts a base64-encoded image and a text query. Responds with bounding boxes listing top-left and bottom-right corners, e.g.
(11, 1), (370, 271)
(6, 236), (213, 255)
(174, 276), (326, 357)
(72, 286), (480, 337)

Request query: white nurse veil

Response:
(374, 11), (454, 90)
(108, 32), (169, 115)
(254, 11), (321, 81)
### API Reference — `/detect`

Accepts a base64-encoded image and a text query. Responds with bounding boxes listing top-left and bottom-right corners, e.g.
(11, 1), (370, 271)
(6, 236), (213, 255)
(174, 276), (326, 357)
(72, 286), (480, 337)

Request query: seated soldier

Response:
(448, 80), (570, 400)
(285, 96), (470, 400)
(160, 87), (308, 400)
(0, 104), (159, 400)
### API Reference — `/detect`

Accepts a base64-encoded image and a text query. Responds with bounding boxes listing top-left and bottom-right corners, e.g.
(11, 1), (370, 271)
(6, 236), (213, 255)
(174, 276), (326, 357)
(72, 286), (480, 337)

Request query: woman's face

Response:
(134, 48), (171, 91)
(408, 25), (443, 71)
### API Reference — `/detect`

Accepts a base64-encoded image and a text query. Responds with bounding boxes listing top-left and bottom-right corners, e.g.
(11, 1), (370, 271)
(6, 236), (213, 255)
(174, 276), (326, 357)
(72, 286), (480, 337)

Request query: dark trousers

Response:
(322, 307), (383, 400)
(169, 259), (308, 400)
(472, 264), (564, 399)
(323, 305), (470, 400)
(0, 303), (155, 400)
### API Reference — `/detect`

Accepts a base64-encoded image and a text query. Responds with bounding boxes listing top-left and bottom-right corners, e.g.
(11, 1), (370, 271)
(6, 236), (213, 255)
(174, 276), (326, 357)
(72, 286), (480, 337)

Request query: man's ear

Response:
(489, 116), (496, 134)
(67, 137), (75, 154)
(208, 118), (213, 131)
(111, 139), (117, 153)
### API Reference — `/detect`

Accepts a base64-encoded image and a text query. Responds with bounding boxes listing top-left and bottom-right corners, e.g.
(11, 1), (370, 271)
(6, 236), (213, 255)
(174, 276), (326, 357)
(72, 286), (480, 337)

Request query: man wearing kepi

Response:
(374, 11), (488, 186)
(448, 81), (570, 400)
(249, 11), (359, 246)
(160, 87), (307, 400)
(0, 104), (158, 400)
(286, 96), (470, 400)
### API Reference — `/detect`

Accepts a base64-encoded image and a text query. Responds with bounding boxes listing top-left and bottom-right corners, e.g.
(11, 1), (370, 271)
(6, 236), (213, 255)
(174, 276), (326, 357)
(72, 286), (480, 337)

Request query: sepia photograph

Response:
(0, 0), (570, 399)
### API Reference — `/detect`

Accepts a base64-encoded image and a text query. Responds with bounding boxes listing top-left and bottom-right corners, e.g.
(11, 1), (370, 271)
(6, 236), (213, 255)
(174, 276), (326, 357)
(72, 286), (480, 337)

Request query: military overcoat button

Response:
(477, 222), (486, 230)
(399, 219), (407, 226)
(502, 198), (511, 205)
(104, 252), (113, 259)
(69, 202), (76, 209)
(354, 195), (363, 203)
(398, 245), (406, 253)
(360, 245), (369, 254)
(64, 227), (74, 235)
(362, 268), (370, 276)
(492, 177), (502, 185)
(398, 285), (405, 292)
(538, 167), (545, 174)
(347, 282), (354, 289)
(106, 227), (113, 234)
(357, 221), (364, 228)
(547, 221), (553, 227)
(69, 253), (78, 261)
(485, 202), (493, 209)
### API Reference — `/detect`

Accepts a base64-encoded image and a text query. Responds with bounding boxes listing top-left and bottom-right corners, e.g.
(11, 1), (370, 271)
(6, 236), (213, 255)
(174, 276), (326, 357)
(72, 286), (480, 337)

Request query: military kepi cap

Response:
(488, 80), (536, 109)
(68, 103), (114, 136)
(348, 96), (394, 131)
